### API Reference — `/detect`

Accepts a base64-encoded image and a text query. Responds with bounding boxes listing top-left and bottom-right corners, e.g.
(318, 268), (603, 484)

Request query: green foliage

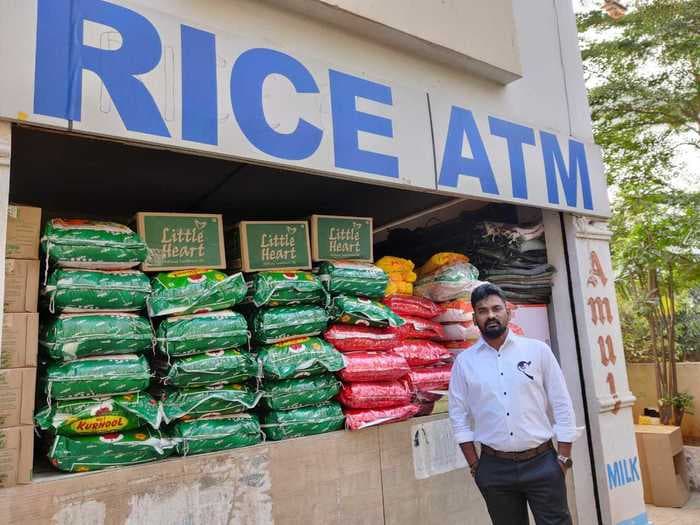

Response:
(672, 391), (695, 414)
(578, 1), (700, 376)
(578, 0), (699, 187)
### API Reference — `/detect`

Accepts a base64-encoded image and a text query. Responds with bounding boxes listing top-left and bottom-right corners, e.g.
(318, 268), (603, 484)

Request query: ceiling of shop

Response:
(10, 125), (460, 227)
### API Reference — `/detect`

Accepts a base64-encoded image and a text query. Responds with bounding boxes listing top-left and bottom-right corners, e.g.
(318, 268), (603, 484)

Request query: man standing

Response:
(448, 283), (578, 525)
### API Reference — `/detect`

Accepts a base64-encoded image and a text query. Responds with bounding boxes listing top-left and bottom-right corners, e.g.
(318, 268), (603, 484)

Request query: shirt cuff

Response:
(554, 425), (584, 443)
(453, 429), (475, 444)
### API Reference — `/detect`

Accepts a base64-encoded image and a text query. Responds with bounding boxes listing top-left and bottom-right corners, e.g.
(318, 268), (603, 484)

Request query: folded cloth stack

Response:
(470, 222), (555, 304)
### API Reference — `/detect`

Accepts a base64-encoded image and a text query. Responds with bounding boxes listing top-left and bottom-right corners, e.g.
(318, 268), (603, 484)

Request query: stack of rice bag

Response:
(320, 262), (417, 430)
(376, 256), (416, 295)
(412, 252), (487, 359)
(250, 271), (345, 440)
(37, 219), (175, 472)
(383, 295), (453, 415)
(147, 269), (263, 456)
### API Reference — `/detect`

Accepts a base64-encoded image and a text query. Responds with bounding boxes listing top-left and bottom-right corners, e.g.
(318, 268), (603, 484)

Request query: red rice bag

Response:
(407, 364), (453, 392)
(392, 316), (445, 340)
(383, 294), (443, 319)
(439, 321), (481, 342)
(345, 403), (420, 430)
(390, 340), (451, 367)
(432, 299), (473, 323)
(443, 340), (477, 359)
(338, 351), (410, 382)
(432, 300), (518, 323)
(338, 380), (412, 409)
(324, 324), (402, 352)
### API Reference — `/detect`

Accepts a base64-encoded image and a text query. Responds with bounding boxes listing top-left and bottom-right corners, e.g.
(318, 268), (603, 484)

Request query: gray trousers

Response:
(474, 448), (572, 525)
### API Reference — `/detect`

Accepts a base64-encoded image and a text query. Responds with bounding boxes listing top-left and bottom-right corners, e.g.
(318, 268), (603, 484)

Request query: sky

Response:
(571, 0), (700, 188)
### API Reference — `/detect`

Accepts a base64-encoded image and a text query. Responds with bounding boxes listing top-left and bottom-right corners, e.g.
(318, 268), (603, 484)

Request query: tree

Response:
(578, 0), (699, 188)
(611, 182), (700, 414)
(577, 0), (700, 422)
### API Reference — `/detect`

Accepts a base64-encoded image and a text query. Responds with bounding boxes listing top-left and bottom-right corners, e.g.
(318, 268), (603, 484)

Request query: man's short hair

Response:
(470, 283), (507, 309)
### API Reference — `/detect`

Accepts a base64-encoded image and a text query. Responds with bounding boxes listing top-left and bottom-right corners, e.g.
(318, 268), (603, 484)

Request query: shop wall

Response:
(0, 0), (587, 138)
(92, 0), (591, 138)
(628, 363), (700, 440)
(265, 0), (522, 83)
(0, 415), (498, 525)
(0, 0), (606, 216)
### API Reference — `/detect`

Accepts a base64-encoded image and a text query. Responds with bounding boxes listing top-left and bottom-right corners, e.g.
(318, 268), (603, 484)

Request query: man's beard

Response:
(480, 319), (508, 339)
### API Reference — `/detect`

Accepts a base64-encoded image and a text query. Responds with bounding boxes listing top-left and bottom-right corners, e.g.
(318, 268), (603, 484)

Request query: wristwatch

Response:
(557, 455), (573, 469)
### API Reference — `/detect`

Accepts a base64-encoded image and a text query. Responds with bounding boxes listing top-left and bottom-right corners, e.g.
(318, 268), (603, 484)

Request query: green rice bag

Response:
(154, 349), (259, 388)
(252, 305), (328, 344)
(156, 310), (249, 358)
(318, 261), (388, 298)
(40, 313), (153, 361)
(147, 269), (247, 317)
(47, 428), (175, 473)
(43, 269), (151, 314)
(41, 219), (148, 270)
(171, 414), (262, 456)
(251, 271), (326, 307)
(330, 295), (405, 328)
(257, 337), (344, 380)
(43, 354), (151, 400)
(262, 402), (345, 441)
(263, 374), (340, 411)
(156, 384), (263, 423)
(35, 393), (161, 436)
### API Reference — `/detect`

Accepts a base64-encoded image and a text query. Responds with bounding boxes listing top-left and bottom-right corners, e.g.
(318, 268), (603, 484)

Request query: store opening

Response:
(6, 124), (558, 480)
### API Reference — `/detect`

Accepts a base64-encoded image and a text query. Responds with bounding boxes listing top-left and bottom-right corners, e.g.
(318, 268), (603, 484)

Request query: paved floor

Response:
(646, 492), (700, 525)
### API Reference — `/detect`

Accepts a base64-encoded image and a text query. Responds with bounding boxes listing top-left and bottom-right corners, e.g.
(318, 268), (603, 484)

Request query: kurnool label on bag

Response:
(310, 215), (373, 262)
(136, 213), (226, 272)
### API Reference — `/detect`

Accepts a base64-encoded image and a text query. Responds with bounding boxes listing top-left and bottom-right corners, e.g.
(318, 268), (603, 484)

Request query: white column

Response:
(563, 213), (648, 525)
(0, 121), (10, 354)
(543, 210), (596, 525)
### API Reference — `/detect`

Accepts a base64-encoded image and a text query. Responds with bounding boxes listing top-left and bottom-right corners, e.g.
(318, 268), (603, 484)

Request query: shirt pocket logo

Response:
(517, 360), (534, 380)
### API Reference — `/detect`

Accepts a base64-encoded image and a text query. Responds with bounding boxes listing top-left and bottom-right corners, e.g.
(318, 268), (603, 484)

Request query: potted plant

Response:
(658, 396), (673, 425)
(671, 392), (694, 427)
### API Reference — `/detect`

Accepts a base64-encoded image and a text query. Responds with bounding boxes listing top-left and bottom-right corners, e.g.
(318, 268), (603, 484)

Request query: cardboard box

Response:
(635, 424), (689, 507)
(135, 212), (226, 272)
(4, 259), (40, 313)
(1, 313), (39, 369)
(310, 215), (373, 262)
(0, 368), (36, 429)
(0, 425), (33, 487)
(5, 205), (41, 260)
(229, 221), (312, 272)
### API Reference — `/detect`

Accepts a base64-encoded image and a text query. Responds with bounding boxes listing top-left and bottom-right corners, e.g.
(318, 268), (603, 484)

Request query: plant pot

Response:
(673, 407), (685, 427)
(659, 404), (673, 425)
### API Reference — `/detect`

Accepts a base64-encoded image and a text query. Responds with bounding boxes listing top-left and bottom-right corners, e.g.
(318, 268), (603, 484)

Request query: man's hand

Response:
(459, 442), (479, 477)
(557, 442), (572, 474)
(469, 460), (480, 477)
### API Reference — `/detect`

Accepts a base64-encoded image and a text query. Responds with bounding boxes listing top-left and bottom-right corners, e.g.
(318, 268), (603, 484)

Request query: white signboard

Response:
(0, 0), (610, 216)
(412, 418), (467, 480)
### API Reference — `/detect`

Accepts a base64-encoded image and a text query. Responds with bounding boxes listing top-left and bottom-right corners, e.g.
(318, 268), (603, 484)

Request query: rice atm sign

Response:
(2, 0), (608, 216)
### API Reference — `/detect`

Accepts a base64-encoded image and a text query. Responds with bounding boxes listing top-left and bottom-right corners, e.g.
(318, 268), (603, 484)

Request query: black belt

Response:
(481, 440), (553, 461)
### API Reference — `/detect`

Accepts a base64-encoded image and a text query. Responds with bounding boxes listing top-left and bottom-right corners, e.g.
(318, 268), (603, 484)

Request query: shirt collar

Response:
(475, 329), (516, 353)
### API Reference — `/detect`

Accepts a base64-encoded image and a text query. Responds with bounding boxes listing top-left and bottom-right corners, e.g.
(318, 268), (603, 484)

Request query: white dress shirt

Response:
(448, 331), (579, 452)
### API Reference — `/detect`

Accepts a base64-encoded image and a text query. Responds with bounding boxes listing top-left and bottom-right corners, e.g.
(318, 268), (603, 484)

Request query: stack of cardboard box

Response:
(0, 204), (41, 487)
